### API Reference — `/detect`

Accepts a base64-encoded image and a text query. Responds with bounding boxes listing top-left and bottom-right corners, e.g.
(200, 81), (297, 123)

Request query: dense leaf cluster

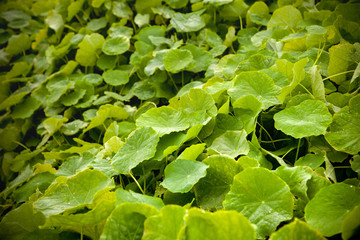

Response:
(0, 0), (360, 239)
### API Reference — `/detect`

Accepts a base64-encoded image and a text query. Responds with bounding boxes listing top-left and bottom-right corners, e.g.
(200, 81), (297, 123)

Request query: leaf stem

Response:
(257, 121), (276, 149)
(298, 83), (315, 98)
(322, 70), (355, 81)
(12, 140), (30, 150)
(167, 72), (179, 91)
(295, 138), (301, 161)
(261, 148), (290, 167)
(129, 171), (145, 194)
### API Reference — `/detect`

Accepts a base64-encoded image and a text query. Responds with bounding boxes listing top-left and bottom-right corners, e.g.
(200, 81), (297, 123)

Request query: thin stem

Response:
(64, 24), (77, 32)
(239, 17), (243, 30)
(13, 140), (30, 150)
(129, 171), (145, 194)
(313, 41), (325, 66)
(322, 70), (355, 81)
(295, 138), (301, 161)
(261, 148), (290, 167)
(167, 72), (179, 91)
(260, 138), (291, 143)
(298, 83), (315, 98)
(181, 71), (184, 87)
(257, 121), (276, 149)
(142, 166), (146, 194)
(282, 147), (294, 159)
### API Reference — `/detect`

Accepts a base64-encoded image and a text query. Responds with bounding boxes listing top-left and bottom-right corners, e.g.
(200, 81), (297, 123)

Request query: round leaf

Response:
(274, 100), (332, 139)
(325, 95), (360, 154)
(102, 36), (130, 55)
(100, 203), (158, 240)
(184, 208), (256, 240)
(228, 71), (281, 109)
(163, 49), (193, 73)
(305, 183), (360, 237)
(269, 219), (325, 240)
(161, 159), (209, 193)
(267, 5), (302, 30)
(102, 69), (129, 86)
(34, 169), (114, 216)
(111, 127), (160, 174)
(224, 167), (294, 238)
(196, 155), (240, 210)
(342, 205), (360, 240)
(143, 205), (186, 240)
(136, 106), (190, 137)
(170, 12), (205, 32)
(210, 130), (249, 158)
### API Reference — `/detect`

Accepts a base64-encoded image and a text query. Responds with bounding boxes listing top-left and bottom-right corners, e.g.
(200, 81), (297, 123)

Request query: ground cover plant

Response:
(0, 0), (360, 239)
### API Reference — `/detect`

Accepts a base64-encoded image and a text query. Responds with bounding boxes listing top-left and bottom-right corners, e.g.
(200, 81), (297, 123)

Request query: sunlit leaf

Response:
(111, 127), (159, 174)
(224, 167), (293, 238)
(305, 183), (360, 237)
(274, 100), (332, 138)
(161, 159), (209, 193)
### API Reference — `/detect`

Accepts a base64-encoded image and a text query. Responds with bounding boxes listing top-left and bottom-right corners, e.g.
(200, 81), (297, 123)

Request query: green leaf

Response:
(224, 167), (293, 238)
(0, 203), (45, 240)
(5, 33), (31, 55)
(163, 49), (193, 73)
(308, 66), (326, 101)
(269, 218), (326, 240)
(275, 166), (313, 201)
(136, 26), (166, 45)
(210, 130), (249, 158)
(295, 153), (325, 170)
(246, 1), (270, 27)
(351, 155), (360, 175)
(196, 155), (240, 210)
(136, 106), (190, 137)
(34, 169), (114, 216)
(61, 120), (88, 135)
(305, 183), (360, 237)
(228, 71), (281, 109)
(274, 100), (332, 139)
(328, 42), (356, 84)
(183, 208), (256, 240)
(143, 205), (186, 240)
(169, 88), (217, 126)
(112, 1), (133, 18)
(204, 0), (233, 7)
(43, 199), (114, 228)
(45, 12), (63, 33)
(86, 17), (107, 32)
(177, 143), (206, 161)
(170, 12), (205, 32)
(134, 13), (150, 28)
(164, 0), (188, 9)
(85, 104), (129, 132)
(342, 204), (360, 240)
(161, 159), (209, 193)
(325, 95), (360, 154)
(144, 50), (166, 76)
(181, 44), (212, 73)
(116, 189), (164, 211)
(102, 69), (129, 86)
(75, 33), (105, 67)
(273, 56), (308, 103)
(13, 173), (56, 203)
(111, 127), (159, 174)
(267, 5), (302, 30)
(11, 96), (41, 119)
(102, 36), (130, 55)
(56, 152), (95, 177)
(100, 203), (158, 240)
